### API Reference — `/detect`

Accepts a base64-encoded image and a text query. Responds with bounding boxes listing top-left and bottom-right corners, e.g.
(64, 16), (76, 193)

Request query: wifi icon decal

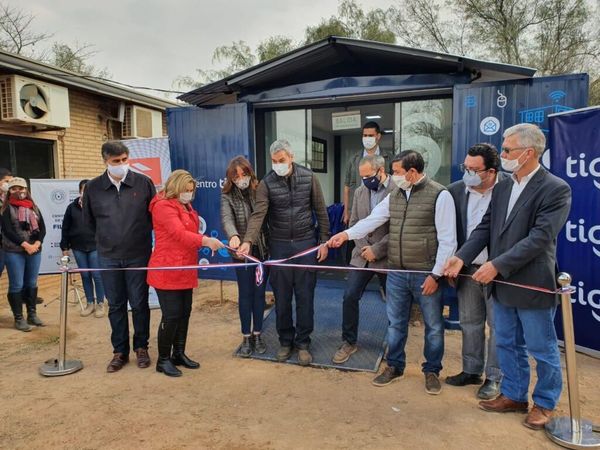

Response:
(549, 90), (567, 102)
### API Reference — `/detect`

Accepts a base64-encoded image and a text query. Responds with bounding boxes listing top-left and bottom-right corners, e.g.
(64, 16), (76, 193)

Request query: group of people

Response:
(2, 119), (571, 432)
(326, 121), (571, 431)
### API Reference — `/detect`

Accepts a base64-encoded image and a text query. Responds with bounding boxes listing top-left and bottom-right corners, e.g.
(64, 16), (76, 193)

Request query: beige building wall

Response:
(0, 88), (168, 298)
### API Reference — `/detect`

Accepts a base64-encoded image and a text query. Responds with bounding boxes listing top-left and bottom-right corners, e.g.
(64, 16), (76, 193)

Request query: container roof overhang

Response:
(180, 36), (536, 106)
(0, 49), (178, 110)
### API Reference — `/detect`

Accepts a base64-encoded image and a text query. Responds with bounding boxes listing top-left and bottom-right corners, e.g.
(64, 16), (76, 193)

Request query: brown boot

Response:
(478, 394), (528, 413)
(523, 405), (553, 430)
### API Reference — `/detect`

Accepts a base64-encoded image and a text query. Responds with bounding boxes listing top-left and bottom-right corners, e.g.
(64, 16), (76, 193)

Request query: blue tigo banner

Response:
(549, 106), (600, 357)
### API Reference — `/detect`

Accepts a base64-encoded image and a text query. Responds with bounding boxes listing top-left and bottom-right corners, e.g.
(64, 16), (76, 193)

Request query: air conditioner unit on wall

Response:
(122, 105), (163, 138)
(0, 75), (70, 128)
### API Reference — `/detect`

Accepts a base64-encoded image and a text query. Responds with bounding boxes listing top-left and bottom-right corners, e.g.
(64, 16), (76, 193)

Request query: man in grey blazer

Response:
(446, 143), (506, 400)
(444, 123), (571, 430)
(332, 154), (394, 364)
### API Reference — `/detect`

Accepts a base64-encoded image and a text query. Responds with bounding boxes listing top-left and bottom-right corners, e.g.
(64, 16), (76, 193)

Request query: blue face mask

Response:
(362, 174), (381, 191)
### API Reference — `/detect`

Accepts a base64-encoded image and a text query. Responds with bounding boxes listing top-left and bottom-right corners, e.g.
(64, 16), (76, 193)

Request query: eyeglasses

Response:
(501, 146), (529, 154)
(458, 164), (488, 176)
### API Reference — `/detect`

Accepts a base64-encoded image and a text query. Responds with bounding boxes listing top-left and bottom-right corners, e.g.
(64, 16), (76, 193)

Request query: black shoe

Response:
(252, 334), (267, 354)
(239, 336), (253, 358)
(156, 357), (182, 377)
(276, 345), (293, 362)
(171, 317), (200, 369)
(477, 379), (501, 400)
(7, 293), (32, 332)
(372, 366), (403, 386)
(23, 288), (44, 326)
(445, 371), (482, 386)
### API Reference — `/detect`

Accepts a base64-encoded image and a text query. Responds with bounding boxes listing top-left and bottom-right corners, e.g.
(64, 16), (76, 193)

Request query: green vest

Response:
(388, 176), (445, 270)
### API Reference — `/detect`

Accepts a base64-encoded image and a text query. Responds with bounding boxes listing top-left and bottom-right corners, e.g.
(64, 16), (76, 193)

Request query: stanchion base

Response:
(546, 417), (600, 449)
(39, 358), (83, 377)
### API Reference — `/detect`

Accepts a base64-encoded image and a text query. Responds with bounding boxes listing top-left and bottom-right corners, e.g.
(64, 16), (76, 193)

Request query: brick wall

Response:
(0, 88), (168, 299)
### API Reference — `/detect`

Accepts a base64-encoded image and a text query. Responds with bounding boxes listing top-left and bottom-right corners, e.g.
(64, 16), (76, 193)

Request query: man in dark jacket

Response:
(83, 141), (156, 373)
(444, 124), (572, 430)
(445, 144), (506, 400)
(61, 179), (105, 318)
(239, 139), (330, 366)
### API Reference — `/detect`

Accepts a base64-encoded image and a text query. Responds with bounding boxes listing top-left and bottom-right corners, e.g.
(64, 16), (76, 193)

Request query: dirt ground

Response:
(0, 279), (598, 450)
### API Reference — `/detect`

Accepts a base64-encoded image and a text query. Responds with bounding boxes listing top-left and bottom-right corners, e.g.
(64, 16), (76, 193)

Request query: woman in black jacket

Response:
(1, 177), (45, 331)
(60, 180), (105, 318)
(221, 156), (269, 357)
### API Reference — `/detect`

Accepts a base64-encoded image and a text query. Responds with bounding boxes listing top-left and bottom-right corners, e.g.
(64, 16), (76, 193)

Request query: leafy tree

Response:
(45, 42), (111, 78)
(304, 0), (396, 43)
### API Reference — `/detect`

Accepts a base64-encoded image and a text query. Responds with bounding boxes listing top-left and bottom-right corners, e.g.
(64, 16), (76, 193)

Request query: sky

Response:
(16, 0), (395, 98)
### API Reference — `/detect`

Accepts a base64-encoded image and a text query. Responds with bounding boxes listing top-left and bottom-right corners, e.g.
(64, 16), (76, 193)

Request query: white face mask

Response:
(392, 174), (412, 190)
(234, 175), (251, 190)
(362, 136), (377, 150)
(107, 163), (129, 179)
(0, 182), (8, 193)
(179, 192), (194, 204)
(501, 151), (528, 173)
(272, 163), (290, 177)
(462, 171), (484, 187)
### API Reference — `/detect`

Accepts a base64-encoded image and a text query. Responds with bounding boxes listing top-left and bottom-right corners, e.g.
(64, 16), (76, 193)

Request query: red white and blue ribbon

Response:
(63, 244), (567, 295)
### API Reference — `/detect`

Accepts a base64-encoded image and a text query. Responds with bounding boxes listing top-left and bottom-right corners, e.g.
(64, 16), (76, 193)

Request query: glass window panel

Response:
(397, 99), (452, 185)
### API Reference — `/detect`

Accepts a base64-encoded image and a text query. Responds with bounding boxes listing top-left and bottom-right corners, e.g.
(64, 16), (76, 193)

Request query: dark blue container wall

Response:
(167, 104), (252, 281)
(451, 74), (589, 182)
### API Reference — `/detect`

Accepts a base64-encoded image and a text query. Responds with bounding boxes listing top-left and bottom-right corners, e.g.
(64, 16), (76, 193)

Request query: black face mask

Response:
(362, 173), (381, 191)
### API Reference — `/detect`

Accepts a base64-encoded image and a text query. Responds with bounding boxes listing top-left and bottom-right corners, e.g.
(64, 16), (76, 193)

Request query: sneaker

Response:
(297, 348), (313, 366)
(332, 342), (358, 364)
(276, 345), (293, 362)
(425, 372), (442, 395)
(81, 303), (95, 317)
(372, 366), (403, 387)
(94, 303), (105, 318)
(252, 334), (267, 354)
(239, 336), (252, 358)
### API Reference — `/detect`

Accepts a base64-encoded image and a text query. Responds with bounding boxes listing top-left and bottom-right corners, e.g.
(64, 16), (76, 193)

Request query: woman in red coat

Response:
(148, 170), (223, 377)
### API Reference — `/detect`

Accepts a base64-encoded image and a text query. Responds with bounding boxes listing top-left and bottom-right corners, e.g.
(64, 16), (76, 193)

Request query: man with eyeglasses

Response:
(446, 143), (507, 400)
(444, 124), (572, 430)
(332, 154), (394, 364)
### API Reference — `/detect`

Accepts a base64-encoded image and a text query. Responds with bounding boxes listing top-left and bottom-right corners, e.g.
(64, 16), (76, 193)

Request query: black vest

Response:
(263, 163), (315, 241)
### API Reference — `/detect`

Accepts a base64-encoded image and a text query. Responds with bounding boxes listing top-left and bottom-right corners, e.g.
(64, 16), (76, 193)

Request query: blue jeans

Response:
(386, 272), (444, 374)
(73, 250), (105, 304)
(269, 238), (317, 348)
(235, 265), (269, 335)
(99, 254), (151, 355)
(0, 248), (5, 278)
(4, 251), (42, 293)
(493, 300), (562, 410)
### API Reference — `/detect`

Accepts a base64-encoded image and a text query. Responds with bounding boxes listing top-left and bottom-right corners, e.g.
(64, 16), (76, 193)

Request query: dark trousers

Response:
(99, 254), (151, 355)
(235, 265), (269, 335)
(269, 238), (317, 349)
(342, 267), (387, 345)
(156, 289), (193, 321)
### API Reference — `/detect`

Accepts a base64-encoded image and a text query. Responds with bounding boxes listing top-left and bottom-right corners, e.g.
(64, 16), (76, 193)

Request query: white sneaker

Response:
(94, 303), (105, 318)
(80, 303), (95, 317)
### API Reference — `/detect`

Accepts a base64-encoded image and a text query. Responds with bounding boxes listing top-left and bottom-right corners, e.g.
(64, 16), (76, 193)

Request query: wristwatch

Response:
(430, 273), (441, 282)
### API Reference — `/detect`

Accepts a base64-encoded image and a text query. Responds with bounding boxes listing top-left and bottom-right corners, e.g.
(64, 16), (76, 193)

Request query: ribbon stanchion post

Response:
(545, 273), (600, 449)
(39, 256), (84, 377)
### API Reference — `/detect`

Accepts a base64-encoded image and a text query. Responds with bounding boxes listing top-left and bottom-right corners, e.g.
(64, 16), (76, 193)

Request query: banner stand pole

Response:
(39, 256), (84, 377)
(545, 273), (600, 448)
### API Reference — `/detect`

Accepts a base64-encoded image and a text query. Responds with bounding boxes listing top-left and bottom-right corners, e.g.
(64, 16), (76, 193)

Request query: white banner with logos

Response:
(30, 179), (80, 274)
